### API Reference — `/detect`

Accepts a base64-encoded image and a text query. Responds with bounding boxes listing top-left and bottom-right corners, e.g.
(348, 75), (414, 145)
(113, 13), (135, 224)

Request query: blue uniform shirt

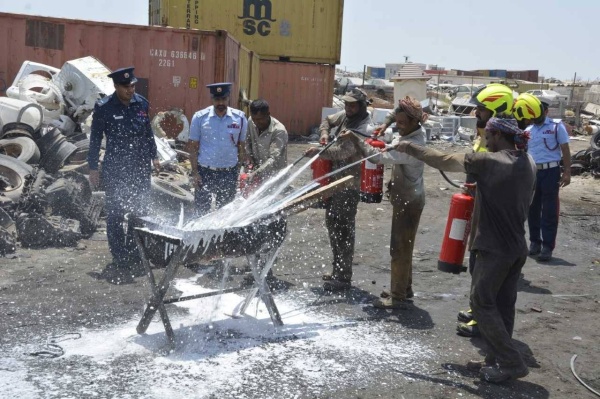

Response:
(88, 92), (157, 174)
(526, 117), (569, 164)
(189, 106), (247, 168)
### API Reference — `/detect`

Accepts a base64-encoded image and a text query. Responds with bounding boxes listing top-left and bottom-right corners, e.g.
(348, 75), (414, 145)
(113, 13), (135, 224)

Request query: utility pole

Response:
(570, 72), (577, 105)
(362, 64), (366, 87)
(471, 75), (474, 96)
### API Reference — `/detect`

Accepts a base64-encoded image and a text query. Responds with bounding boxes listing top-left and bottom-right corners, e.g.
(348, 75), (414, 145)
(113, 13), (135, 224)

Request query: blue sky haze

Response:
(0, 0), (597, 80)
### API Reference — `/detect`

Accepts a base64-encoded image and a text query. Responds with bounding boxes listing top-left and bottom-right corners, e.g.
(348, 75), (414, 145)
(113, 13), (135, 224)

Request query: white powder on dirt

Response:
(2, 276), (436, 398)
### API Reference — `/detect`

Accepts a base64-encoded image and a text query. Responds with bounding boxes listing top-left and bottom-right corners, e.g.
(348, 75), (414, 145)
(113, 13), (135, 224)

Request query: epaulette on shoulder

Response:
(231, 108), (246, 117)
(134, 93), (149, 105)
(197, 108), (210, 117)
(95, 95), (111, 107)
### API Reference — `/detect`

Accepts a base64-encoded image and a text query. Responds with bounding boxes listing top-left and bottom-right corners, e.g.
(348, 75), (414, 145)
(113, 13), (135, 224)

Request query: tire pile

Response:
(0, 120), (196, 256)
(0, 57), (196, 256)
(570, 131), (600, 178)
(0, 122), (99, 254)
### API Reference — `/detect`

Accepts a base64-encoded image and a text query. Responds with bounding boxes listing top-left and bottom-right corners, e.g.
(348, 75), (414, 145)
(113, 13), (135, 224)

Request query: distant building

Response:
(389, 63), (430, 103)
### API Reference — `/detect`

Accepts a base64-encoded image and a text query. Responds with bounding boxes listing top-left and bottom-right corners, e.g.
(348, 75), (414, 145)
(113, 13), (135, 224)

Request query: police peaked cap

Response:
(207, 82), (232, 98)
(108, 67), (138, 85)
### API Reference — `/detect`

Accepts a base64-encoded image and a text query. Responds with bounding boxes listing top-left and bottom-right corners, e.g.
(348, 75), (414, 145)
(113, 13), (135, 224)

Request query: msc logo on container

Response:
(238, 0), (276, 37)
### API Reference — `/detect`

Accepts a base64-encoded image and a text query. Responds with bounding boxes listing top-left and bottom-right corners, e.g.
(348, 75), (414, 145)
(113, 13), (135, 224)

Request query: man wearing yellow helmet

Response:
(513, 93), (543, 130)
(393, 115), (536, 383)
(390, 115), (536, 383)
(525, 101), (572, 261)
(456, 83), (515, 338)
(469, 83), (515, 152)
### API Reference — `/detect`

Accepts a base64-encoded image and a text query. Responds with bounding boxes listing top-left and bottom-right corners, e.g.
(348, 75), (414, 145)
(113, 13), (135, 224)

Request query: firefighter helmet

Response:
(470, 83), (514, 116)
(513, 93), (543, 121)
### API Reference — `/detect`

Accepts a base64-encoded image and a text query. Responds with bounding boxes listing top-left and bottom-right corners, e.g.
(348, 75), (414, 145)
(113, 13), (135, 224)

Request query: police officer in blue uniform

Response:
(88, 67), (160, 268)
(526, 101), (572, 261)
(186, 83), (248, 215)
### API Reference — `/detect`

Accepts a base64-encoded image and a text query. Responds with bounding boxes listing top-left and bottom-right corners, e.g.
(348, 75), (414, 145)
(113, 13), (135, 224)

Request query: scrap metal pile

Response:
(570, 131), (600, 177)
(0, 56), (194, 255)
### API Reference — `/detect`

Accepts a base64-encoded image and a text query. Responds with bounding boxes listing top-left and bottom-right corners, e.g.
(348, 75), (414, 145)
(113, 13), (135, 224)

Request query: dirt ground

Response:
(1, 138), (599, 399)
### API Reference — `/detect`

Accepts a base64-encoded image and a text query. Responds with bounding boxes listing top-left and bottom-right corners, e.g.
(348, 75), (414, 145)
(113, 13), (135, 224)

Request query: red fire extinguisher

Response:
(239, 165), (261, 198)
(310, 145), (332, 208)
(360, 135), (385, 203)
(311, 152), (332, 186)
(437, 185), (475, 274)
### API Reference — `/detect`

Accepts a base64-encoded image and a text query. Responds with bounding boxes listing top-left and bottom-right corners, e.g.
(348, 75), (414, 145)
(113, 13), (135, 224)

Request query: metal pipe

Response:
(163, 287), (247, 304)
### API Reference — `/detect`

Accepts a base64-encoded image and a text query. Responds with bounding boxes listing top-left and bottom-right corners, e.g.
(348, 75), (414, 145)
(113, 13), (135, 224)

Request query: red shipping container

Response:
(0, 12), (259, 124)
(507, 70), (539, 82)
(259, 60), (334, 136)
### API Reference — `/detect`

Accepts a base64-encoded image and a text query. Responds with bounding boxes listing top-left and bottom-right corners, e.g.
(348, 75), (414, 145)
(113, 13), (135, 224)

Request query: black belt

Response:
(199, 165), (236, 171)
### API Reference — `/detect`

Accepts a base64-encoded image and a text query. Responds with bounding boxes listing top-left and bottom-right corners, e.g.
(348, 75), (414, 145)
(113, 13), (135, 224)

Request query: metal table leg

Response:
(135, 230), (185, 346)
(236, 246), (283, 326)
(134, 227), (285, 347)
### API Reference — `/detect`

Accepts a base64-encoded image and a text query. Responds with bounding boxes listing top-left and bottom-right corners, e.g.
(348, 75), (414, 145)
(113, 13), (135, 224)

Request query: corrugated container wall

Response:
(259, 61), (334, 136)
(489, 69), (507, 78)
(149, 0), (344, 64)
(455, 70), (483, 77)
(507, 70), (539, 82)
(0, 12), (259, 122)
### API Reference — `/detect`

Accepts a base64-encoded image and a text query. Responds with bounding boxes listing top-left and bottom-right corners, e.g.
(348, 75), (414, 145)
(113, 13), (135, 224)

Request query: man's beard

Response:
(476, 118), (487, 129)
(216, 105), (227, 112)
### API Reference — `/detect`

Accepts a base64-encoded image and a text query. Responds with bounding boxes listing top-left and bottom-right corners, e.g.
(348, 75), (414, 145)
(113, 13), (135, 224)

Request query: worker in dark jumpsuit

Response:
(88, 67), (159, 268)
(391, 116), (536, 383)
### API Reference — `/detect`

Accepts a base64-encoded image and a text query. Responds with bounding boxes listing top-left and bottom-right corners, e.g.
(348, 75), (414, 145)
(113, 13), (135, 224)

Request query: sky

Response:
(0, 0), (597, 81)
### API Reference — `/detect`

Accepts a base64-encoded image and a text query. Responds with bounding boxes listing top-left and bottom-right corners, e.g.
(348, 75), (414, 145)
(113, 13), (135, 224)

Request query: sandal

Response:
(380, 288), (414, 299)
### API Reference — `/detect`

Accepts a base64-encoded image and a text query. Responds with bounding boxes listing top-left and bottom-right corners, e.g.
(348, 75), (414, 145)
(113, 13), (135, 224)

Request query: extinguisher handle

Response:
(462, 183), (476, 196)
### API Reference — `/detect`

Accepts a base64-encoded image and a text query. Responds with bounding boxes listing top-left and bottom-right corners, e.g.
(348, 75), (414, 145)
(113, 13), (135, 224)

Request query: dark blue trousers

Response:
(194, 166), (238, 216)
(528, 166), (560, 250)
(105, 171), (150, 265)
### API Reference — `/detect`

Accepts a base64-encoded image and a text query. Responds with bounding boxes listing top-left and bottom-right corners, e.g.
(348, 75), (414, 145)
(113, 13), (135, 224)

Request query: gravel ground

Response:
(1, 138), (599, 399)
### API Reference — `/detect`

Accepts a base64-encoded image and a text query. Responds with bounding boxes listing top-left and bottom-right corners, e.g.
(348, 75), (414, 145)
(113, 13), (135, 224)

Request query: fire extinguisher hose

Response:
(439, 170), (462, 189)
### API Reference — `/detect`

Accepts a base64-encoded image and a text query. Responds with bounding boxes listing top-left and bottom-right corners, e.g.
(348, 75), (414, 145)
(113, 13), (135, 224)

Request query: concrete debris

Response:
(0, 56), (195, 255)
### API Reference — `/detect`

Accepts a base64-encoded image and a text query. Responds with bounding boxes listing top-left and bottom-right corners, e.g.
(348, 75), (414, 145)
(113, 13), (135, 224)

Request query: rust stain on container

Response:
(149, 0), (344, 64)
(0, 12), (259, 122)
(259, 60), (334, 136)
